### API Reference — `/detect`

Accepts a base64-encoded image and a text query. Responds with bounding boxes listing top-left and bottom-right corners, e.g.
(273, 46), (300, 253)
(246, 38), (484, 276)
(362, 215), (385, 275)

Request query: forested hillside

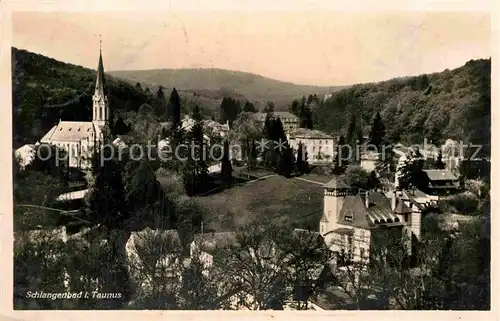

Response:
(11, 48), (213, 147)
(313, 59), (490, 153)
(110, 68), (343, 108)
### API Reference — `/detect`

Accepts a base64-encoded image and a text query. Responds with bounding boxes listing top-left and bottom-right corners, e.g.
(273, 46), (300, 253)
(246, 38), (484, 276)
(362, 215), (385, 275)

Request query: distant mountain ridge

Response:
(109, 68), (344, 108)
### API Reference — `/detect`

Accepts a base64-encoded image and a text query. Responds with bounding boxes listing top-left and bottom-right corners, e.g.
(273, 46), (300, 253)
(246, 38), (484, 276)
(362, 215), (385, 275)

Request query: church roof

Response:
(40, 121), (96, 143)
(324, 177), (350, 189)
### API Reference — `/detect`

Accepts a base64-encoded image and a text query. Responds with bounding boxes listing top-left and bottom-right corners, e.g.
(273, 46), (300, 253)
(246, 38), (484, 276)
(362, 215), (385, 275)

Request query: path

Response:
(293, 177), (325, 186)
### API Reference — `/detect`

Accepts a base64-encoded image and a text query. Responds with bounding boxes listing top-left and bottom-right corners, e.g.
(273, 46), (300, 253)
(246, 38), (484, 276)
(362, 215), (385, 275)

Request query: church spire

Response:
(92, 37), (109, 126)
(94, 35), (106, 97)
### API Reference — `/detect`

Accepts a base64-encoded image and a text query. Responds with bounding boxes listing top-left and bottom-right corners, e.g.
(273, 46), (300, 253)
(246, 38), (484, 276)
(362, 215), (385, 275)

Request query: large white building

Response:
(40, 45), (109, 169)
(288, 128), (335, 165)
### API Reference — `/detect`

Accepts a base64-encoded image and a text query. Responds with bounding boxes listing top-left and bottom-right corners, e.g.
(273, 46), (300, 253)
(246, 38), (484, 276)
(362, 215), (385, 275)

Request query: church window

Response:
(344, 212), (353, 222)
(99, 107), (102, 119)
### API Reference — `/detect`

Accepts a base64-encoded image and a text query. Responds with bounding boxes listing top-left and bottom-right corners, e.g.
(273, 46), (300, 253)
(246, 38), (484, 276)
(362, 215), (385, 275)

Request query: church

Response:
(40, 44), (110, 170)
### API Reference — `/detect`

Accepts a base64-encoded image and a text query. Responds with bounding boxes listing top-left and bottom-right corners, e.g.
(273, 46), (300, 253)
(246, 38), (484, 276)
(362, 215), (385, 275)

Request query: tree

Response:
(179, 255), (221, 309)
(156, 86), (167, 120)
(290, 99), (300, 116)
(279, 230), (333, 310)
(123, 158), (161, 213)
(212, 225), (289, 310)
(85, 128), (129, 229)
(277, 142), (295, 178)
(263, 101), (275, 113)
(127, 228), (183, 309)
(299, 101), (313, 129)
(369, 112), (386, 148)
(375, 144), (397, 181)
(346, 113), (359, 162)
(167, 88), (182, 129)
(182, 106), (209, 195)
(296, 142), (309, 174)
(243, 101), (256, 113)
(221, 139), (233, 187)
(396, 148), (429, 191)
(333, 134), (348, 174)
(228, 112), (263, 164)
(219, 97), (241, 126)
(14, 230), (69, 309)
(135, 82), (143, 92)
(435, 150), (446, 169)
(344, 165), (371, 191)
(132, 103), (161, 144)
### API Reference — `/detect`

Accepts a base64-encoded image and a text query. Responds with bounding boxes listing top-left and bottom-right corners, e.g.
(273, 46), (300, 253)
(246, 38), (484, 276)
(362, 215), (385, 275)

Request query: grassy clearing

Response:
(194, 175), (324, 232)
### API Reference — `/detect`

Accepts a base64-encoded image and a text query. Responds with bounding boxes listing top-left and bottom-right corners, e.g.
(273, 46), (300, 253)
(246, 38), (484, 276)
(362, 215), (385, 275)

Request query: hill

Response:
(313, 58), (491, 153)
(11, 48), (213, 147)
(109, 68), (343, 109)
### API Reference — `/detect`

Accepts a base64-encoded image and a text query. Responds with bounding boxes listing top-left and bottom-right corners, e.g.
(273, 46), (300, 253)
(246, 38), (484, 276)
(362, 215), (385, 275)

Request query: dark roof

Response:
(394, 199), (413, 214)
(424, 169), (458, 181)
(361, 192), (393, 218)
(338, 195), (371, 229)
(324, 177), (351, 189)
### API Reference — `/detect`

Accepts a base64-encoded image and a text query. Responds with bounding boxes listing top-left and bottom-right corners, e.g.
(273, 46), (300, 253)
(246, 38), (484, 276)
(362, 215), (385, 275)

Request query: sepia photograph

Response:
(5, 2), (492, 313)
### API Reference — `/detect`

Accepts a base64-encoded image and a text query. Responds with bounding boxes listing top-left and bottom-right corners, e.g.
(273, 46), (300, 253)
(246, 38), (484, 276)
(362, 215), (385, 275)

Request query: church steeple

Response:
(94, 38), (106, 98)
(92, 37), (109, 127)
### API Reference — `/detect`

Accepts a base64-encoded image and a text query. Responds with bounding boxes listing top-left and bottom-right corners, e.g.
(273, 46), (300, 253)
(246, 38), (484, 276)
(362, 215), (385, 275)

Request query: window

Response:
(321, 225), (324, 234)
(344, 213), (353, 222)
(360, 248), (365, 259)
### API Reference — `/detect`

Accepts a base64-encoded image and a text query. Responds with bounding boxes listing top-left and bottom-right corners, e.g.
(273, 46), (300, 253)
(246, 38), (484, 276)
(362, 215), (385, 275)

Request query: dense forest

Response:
(312, 59), (491, 154)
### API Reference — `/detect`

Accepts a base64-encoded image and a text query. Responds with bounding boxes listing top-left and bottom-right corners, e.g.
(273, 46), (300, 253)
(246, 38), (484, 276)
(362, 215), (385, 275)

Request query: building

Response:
(319, 177), (425, 265)
(288, 128), (335, 165)
(40, 44), (109, 170)
(423, 169), (460, 196)
(203, 119), (230, 138)
(254, 111), (299, 133)
(360, 152), (380, 173)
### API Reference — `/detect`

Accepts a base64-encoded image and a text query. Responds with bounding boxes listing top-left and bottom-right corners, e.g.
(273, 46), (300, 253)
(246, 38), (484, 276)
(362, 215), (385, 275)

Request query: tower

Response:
(320, 177), (351, 235)
(92, 38), (109, 131)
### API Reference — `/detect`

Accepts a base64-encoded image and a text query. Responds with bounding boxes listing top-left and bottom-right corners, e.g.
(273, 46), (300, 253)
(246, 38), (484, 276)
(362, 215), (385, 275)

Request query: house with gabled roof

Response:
(319, 177), (425, 264)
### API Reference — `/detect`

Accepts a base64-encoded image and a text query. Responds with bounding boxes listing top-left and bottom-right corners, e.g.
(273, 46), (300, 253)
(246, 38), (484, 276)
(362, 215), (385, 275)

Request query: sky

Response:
(11, 9), (491, 86)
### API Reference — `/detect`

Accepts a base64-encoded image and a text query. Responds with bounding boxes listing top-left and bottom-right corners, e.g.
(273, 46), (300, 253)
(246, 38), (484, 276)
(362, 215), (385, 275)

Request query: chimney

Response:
(365, 190), (369, 208)
(392, 190), (397, 211)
